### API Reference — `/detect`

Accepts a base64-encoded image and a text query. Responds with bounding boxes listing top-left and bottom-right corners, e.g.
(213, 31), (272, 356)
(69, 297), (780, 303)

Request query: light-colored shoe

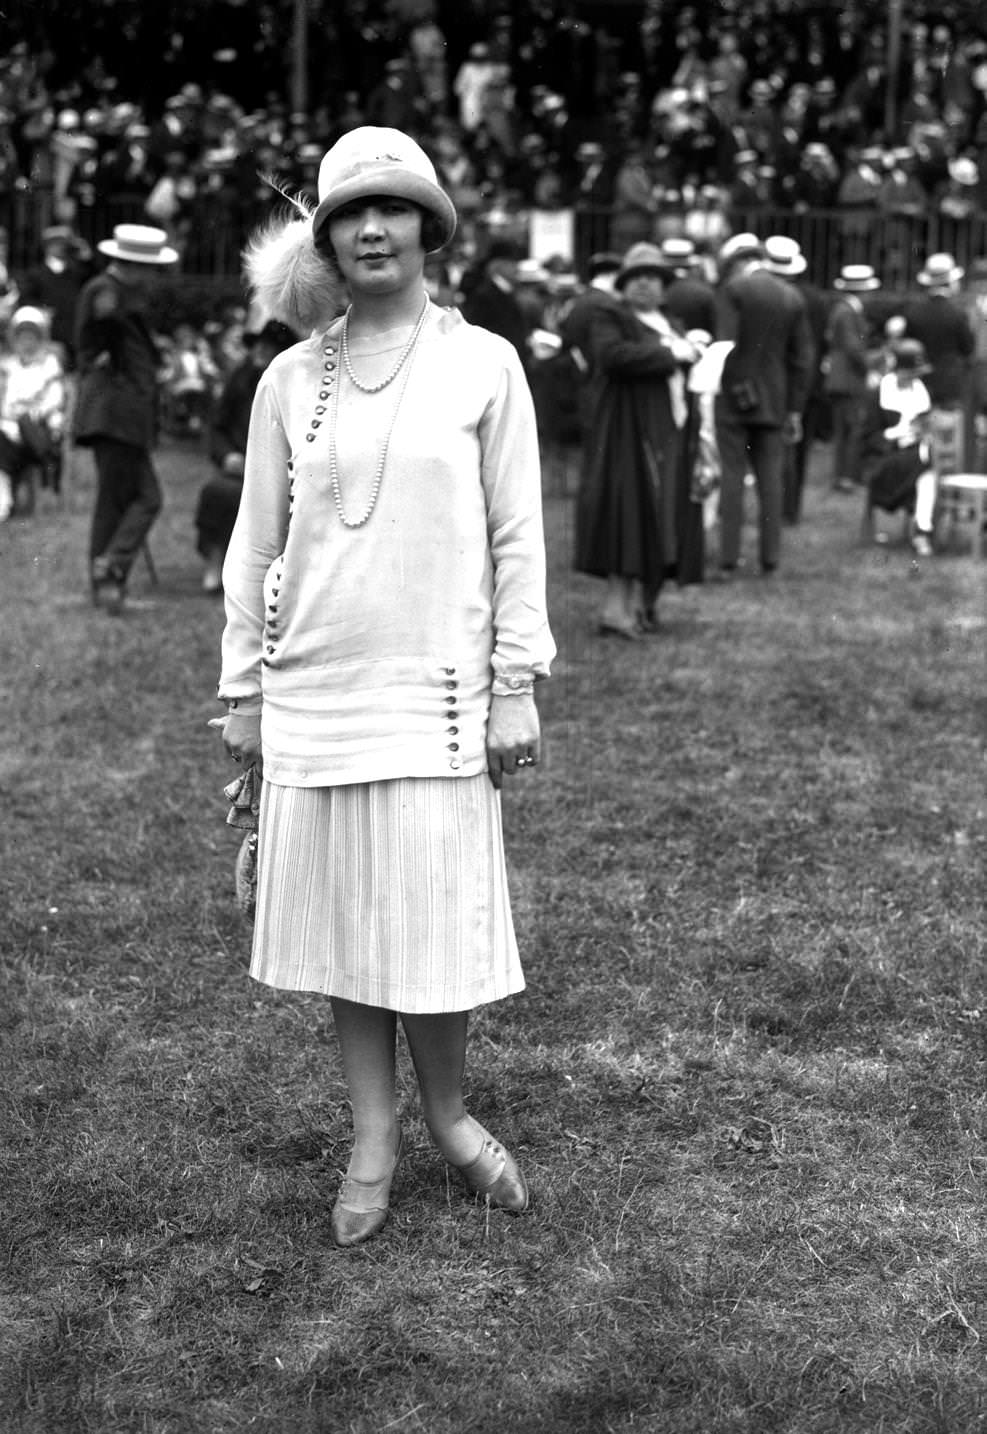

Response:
(331, 1128), (403, 1248)
(911, 531), (933, 557)
(453, 1123), (529, 1213)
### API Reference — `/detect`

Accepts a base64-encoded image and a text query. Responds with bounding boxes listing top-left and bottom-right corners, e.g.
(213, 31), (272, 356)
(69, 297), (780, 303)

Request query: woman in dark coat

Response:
(575, 242), (700, 636)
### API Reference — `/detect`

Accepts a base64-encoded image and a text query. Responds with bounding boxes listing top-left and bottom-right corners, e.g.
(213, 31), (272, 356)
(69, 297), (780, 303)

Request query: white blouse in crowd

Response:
(879, 371), (931, 447)
(0, 349), (66, 442)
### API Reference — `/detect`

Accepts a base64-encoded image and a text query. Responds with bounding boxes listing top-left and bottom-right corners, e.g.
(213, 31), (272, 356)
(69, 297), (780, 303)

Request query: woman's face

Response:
(327, 196), (426, 295)
(12, 326), (42, 360)
(623, 271), (664, 309)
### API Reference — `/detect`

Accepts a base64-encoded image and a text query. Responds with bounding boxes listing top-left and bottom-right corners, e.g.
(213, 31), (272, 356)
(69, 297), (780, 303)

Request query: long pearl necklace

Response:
(328, 298), (430, 527)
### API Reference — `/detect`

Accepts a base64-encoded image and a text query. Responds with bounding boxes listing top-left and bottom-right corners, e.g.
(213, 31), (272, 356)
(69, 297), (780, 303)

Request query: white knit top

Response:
(219, 303), (555, 787)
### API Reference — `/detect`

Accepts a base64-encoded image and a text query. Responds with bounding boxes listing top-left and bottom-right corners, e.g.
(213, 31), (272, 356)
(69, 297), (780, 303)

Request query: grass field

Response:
(1, 440), (985, 1434)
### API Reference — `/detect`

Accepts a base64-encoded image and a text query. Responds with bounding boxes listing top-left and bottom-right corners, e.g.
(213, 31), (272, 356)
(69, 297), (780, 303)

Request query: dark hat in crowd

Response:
(833, 263), (881, 292)
(245, 318), (297, 352)
(312, 126), (457, 251)
(615, 242), (671, 289)
(485, 237), (523, 263)
(890, 338), (931, 374)
(587, 250), (622, 279)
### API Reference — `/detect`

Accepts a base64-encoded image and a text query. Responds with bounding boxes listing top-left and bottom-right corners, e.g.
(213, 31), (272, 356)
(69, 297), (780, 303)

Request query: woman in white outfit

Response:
(217, 127), (555, 1246)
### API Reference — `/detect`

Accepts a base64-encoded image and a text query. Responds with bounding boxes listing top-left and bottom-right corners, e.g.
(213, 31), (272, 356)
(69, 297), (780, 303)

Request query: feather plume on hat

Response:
(243, 179), (343, 334)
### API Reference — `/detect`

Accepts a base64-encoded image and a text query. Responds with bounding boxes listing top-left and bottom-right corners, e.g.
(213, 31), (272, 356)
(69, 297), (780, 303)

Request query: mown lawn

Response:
(1, 440), (985, 1434)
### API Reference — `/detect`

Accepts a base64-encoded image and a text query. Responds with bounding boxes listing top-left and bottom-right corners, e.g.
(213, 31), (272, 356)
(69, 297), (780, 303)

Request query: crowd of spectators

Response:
(0, 1), (985, 286)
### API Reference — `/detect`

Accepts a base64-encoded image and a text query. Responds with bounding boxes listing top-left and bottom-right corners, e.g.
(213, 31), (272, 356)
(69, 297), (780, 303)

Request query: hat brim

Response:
(766, 259), (808, 277)
(97, 239), (179, 264)
(311, 166), (457, 251)
(615, 264), (671, 289)
(917, 266), (964, 285)
(833, 276), (881, 290)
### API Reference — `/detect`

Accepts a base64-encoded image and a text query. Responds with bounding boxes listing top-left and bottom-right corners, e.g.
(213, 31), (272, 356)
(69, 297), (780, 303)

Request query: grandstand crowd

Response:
(0, 0), (985, 284)
(0, 1), (985, 574)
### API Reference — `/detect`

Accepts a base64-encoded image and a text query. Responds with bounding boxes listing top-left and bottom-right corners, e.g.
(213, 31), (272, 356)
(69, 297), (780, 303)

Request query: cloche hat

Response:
(615, 241), (671, 289)
(890, 337), (931, 374)
(916, 251), (964, 286)
(311, 126), (457, 251)
(833, 263), (881, 292)
(97, 223), (178, 265)
(11, 305), (49, 333)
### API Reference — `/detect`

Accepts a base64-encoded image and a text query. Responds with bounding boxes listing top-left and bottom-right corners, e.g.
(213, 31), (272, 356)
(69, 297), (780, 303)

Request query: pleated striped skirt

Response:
(249, 775), (524, 1013)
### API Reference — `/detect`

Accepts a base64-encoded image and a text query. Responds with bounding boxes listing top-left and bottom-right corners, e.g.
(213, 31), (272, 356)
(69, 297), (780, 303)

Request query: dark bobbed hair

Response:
(313, 201), (446, 276)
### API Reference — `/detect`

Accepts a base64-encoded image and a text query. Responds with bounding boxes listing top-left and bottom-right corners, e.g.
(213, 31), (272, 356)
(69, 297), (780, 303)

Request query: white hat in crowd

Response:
(97, 224), (179, 265)
(763, 235), (808, 277)
(833, 263), (881, 292)
(916, 251), (965, 287)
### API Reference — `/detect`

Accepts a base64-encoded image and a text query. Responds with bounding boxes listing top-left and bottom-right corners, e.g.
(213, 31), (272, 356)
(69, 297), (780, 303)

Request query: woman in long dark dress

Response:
(575, 242), (700, 636)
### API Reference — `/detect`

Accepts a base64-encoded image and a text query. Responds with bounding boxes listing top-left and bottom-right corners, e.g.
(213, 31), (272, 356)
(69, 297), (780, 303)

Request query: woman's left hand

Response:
(486, 693), (541, 789)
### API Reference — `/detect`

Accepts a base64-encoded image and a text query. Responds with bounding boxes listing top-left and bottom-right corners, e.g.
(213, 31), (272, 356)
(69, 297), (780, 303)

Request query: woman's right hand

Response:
(221, 711), (263, 775)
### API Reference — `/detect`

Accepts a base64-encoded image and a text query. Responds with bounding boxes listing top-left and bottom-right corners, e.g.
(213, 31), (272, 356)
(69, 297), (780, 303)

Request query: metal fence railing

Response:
(3, 187), (985, 290)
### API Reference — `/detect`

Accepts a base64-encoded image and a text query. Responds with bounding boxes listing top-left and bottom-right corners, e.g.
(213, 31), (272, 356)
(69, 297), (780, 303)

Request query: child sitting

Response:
(860, 338), (936, 556)
(0, 306), (67, 519)
(161, 321), (220, 436)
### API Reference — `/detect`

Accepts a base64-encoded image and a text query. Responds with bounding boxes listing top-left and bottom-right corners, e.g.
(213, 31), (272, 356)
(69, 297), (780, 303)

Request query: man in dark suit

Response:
(18, 225), (93, 369)
(904, 252), (975, 467)
(557, 251), (623, 460)
(762, 235), (828, 524)
(660, 237), (718, 336)
(460, 239), (528, 367)
(558, 251), (622, 376)
(74, 223), (178, 611)
(824, 263), (882, 491)
(713, 233), (814, 576)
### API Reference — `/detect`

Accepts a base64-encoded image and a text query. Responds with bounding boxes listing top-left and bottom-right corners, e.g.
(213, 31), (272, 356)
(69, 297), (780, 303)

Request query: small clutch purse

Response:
(234, 830), (258, 918)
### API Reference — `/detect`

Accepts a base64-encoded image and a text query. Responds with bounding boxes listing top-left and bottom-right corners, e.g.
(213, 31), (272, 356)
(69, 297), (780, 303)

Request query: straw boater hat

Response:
(614, 242), (671, 289)
(659, 236), (698, 274)
(763, 235), (807, 277)
(718, 232), (764, 269)
(916, 251), (964, 287)
(97, 223), (178, 265)
(833, 263), (881, 292)
(311, 126), (457, 251)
